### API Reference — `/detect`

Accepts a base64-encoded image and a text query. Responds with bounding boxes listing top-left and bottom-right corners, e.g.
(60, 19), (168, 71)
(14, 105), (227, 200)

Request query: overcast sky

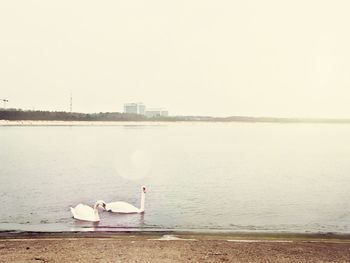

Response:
(1, 1), (350, 117)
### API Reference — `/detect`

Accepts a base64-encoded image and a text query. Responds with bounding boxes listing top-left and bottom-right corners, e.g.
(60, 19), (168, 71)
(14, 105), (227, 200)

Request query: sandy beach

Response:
(0, 120), (175, 126)
(1, 232), (350, 262)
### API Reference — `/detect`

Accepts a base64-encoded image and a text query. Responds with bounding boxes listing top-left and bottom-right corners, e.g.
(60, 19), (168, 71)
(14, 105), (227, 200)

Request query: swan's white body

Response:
(106, 186), (146, 213)
(70, 200), (106, 222)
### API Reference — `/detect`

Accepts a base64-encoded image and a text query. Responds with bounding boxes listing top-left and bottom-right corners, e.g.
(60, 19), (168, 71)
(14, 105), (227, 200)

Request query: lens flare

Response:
(115, 150), (152, 181)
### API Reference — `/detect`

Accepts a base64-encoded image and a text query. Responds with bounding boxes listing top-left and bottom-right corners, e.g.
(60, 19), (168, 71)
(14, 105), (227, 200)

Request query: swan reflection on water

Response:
(70, 213), (145, 232)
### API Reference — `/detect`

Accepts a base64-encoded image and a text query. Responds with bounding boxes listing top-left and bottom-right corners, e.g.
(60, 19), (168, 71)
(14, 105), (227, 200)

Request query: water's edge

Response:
(2, 229), (350, 241)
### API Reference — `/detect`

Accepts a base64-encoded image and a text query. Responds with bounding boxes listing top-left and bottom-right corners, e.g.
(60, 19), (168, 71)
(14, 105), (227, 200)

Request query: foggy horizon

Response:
(1, 1), (350, 118)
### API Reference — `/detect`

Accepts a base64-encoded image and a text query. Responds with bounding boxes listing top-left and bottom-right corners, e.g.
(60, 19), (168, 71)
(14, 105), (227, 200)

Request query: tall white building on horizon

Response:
(124, 102), (145, 115)
(123, 102), (169, 117)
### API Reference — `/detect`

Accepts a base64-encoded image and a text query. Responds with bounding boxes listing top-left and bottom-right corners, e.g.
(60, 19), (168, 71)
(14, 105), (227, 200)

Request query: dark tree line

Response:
(0, 109), (151, 121)
(1, 109), (349, 123)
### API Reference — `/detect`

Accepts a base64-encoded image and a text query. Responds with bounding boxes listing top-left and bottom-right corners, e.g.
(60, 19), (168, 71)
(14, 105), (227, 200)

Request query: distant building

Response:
(124, 103), (169, 117)
(138, 103), (146, 115)
(124, 103), (145, 115)
(124, 103), (138, 114)
(145, 108), (169, 118)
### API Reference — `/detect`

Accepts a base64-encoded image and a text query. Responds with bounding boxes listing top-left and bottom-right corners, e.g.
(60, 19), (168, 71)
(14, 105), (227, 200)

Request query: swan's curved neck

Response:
(140, 191), (146, 212)
(93, 203), (100, 220)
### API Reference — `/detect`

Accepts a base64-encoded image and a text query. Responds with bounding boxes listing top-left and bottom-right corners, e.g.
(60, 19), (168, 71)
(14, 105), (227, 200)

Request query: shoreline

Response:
(2, 120), (350, 126)
(2, 230), (350, 242)
(2, 232), (350, 262)
(0, 120), (177, 126)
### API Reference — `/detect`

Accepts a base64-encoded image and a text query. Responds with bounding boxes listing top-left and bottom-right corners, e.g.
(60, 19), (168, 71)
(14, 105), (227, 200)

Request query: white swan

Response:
(106, 186), (146, 213)
(70, 200), (106, 222)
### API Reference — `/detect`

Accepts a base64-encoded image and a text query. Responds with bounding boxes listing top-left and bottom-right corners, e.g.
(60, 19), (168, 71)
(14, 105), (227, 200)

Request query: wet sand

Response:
(1, 232), (350, 262)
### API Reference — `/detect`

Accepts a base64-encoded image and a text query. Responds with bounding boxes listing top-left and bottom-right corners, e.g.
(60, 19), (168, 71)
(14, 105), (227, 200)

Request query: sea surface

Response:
(1, 122), (350, 233)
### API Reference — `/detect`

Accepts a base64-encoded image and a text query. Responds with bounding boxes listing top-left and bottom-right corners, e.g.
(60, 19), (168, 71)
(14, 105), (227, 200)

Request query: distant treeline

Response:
(1, 109), (350, 123)
(0, 109), (173, 121)
(222, 116), (350, 123)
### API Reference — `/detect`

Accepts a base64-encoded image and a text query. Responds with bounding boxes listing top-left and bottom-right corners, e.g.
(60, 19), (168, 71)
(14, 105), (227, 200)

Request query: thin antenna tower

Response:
(70, 93), (72, 113)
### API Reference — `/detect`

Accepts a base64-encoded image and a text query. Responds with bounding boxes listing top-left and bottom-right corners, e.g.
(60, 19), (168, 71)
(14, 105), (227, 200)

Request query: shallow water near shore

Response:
(1, 122), (350, 233)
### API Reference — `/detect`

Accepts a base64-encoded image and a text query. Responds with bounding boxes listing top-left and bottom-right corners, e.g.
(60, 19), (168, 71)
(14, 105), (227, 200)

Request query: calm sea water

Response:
(1, 123), (350, 233)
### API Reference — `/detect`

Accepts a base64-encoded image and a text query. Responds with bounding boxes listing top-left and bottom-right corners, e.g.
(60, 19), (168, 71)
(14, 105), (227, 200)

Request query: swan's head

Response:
(96, 200), (107, 210)
(141, 185), (146, 194)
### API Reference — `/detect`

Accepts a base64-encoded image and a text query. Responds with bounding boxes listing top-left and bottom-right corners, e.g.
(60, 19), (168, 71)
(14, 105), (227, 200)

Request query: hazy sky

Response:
(1, 1), (350, 117)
